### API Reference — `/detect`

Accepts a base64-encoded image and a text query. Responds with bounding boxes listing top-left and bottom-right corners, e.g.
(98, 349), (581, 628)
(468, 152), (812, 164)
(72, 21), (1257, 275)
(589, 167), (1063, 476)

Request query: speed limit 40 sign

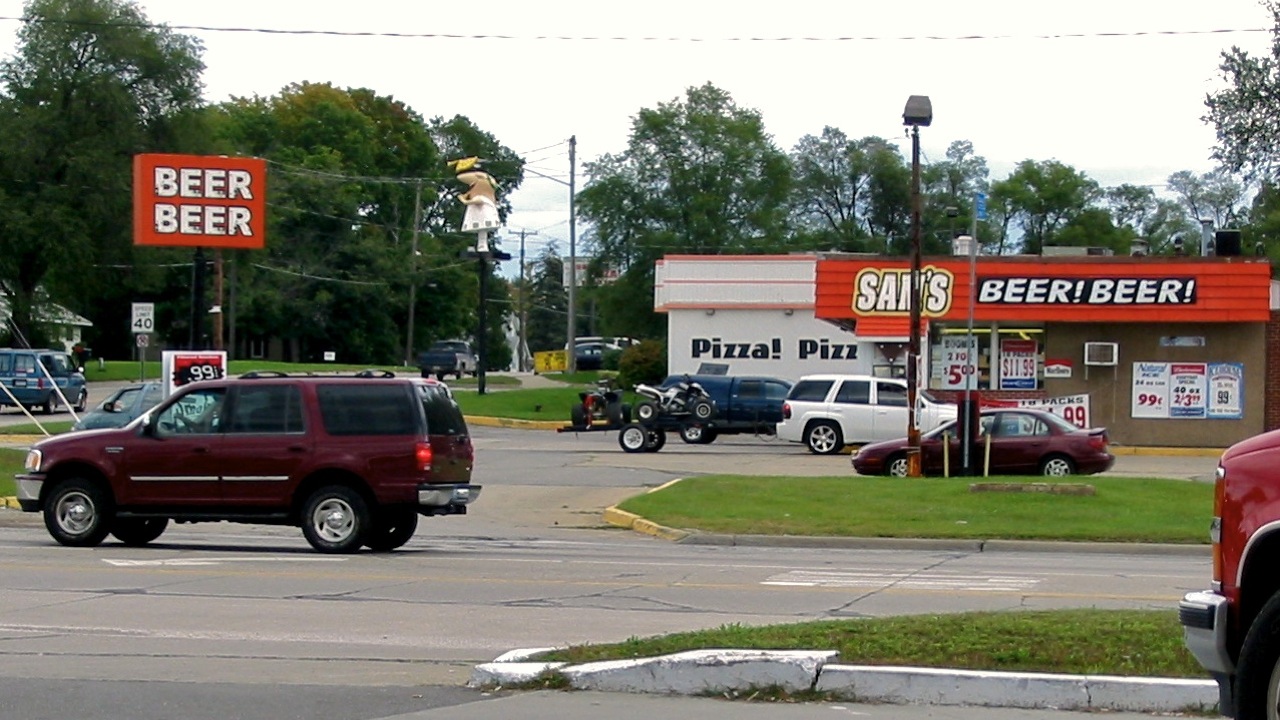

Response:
(131, 302), (155, 334)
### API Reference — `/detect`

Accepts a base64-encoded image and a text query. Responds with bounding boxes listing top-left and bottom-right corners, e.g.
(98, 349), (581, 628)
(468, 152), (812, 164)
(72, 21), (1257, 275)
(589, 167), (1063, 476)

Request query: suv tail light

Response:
(415, 441), (433, 472)
(782, 402), (791, 420)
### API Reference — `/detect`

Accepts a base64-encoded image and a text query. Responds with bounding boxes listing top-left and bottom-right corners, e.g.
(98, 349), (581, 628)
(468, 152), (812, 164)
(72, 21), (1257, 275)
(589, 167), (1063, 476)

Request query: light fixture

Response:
(902, 94), (931, 478)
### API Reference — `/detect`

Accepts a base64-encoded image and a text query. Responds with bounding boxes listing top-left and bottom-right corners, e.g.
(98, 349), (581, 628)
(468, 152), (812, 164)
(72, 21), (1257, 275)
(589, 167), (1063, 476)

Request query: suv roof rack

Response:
(240, 370), (290, 379)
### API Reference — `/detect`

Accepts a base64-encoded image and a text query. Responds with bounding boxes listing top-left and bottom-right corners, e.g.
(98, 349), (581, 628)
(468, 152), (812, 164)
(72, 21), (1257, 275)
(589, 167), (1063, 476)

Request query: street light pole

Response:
(902, 95), (932, 479)
(566, 135), (578, 372)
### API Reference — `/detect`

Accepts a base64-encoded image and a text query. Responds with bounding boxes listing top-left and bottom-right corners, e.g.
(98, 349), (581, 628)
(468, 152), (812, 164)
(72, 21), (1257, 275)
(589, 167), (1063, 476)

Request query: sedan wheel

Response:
(804, 421), (843, 455)
(1040, 455), (1075, 477)
(886, 455), (910, 477)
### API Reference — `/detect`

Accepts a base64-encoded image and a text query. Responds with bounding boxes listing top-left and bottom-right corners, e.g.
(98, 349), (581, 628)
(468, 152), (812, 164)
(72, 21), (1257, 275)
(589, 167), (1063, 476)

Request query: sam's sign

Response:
(853, 266), (954, 316)
(133, 153), (267, 249)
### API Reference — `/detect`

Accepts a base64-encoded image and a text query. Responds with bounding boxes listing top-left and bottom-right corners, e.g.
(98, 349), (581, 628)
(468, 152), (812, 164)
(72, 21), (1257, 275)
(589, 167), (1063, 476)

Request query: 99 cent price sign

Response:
(161, 350), (227, 398)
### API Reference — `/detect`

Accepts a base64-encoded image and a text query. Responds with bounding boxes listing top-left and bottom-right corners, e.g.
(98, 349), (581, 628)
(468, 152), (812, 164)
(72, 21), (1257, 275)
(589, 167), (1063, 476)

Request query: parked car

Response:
(417, 340), (477, 380)
(851, 408), (1114, 477)
(0, 347), (88, 414)
(659, 374), (791, 444)
(574, 341), (626, 371)
(776, 374), (957, 455)
(72, 381), (165, 431)
(16, 371), (479, 553)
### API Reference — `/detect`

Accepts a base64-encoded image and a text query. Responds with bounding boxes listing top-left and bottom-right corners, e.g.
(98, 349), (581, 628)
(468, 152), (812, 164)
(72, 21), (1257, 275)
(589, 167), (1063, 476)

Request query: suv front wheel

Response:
(44, 477), (113, 547)
(301, 486), (370, 554)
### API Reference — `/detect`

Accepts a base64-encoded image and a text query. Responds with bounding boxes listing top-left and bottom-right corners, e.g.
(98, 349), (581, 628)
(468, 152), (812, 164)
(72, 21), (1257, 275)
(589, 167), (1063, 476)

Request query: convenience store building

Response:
(655, 252), (1276, 448)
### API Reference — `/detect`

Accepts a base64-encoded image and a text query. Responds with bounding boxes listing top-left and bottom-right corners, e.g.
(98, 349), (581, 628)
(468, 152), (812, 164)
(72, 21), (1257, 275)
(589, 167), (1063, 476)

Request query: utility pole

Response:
(404, 179), (423, 366)
(566, 135), (578, 372)
(508, 228), (538, 372)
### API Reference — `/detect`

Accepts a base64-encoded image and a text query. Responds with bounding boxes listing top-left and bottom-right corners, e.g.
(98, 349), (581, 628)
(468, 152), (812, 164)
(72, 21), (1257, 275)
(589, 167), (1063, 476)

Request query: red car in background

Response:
(851, 408), (1114, 477)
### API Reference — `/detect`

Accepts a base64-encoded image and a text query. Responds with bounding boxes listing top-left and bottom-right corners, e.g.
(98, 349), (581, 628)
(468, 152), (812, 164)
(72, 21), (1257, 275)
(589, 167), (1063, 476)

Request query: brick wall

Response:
(1268, 311), (1280, 432)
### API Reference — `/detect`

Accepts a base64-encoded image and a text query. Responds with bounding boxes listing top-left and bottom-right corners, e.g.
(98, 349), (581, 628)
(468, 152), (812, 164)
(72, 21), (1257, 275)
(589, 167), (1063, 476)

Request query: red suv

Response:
(15, 372), (478, 553)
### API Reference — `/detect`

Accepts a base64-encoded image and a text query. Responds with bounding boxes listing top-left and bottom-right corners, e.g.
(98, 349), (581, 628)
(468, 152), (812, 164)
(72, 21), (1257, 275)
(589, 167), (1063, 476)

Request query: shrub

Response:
(617, 340), (667, 390)
(602, 348), (624, 371)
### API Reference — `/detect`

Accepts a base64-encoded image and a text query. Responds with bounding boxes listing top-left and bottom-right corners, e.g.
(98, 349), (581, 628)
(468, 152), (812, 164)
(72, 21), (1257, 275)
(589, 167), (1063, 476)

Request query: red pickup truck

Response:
(1181, 430), (1280, 718)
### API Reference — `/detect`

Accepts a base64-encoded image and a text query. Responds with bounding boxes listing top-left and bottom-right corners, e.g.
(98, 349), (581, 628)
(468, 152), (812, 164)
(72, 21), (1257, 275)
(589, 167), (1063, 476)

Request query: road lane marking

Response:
(763, 569), (1039, 592)
(101, 557), (348, 567)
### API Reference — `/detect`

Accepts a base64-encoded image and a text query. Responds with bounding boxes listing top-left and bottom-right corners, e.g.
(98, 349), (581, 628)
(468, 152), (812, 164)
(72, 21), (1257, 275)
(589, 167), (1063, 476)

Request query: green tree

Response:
(788, 126), (871, 252)
(578, 83), (792, 339)
(1165, 169), (1246, 231)
(1204, 0), (1280, 184)
(989, 160), (1099, 254)
(0, 0), (205, 349)
(525, 242), (568, 353)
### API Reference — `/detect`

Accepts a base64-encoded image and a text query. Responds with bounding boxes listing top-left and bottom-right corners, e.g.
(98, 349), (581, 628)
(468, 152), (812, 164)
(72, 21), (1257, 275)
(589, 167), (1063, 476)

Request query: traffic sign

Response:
(136, 333), (149, 348)
(975, 193), (987, 221)
(131, 302), (155, 334)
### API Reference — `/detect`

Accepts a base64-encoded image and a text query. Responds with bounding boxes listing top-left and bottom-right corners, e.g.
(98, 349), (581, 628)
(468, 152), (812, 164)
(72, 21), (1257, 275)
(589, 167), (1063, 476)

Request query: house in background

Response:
(0, 295), (93, 353)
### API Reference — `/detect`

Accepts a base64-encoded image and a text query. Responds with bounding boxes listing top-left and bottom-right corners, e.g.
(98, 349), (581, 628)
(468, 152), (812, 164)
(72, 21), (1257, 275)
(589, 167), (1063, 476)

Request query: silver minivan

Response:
(775, 374), (956, 454)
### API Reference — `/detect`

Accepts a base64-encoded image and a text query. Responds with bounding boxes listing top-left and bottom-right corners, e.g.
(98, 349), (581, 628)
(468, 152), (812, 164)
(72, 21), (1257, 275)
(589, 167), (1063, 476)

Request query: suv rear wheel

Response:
(111, 518), (169, 546)
(301, 486), (369, 554)
(804, 421), (844, 455)
(364, 507), (419, 552)
(44, 477), (113, 547)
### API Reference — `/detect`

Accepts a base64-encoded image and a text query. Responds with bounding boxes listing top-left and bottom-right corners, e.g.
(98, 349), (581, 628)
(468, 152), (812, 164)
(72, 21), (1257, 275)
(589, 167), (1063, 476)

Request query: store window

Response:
(930, 325), (1045, 391)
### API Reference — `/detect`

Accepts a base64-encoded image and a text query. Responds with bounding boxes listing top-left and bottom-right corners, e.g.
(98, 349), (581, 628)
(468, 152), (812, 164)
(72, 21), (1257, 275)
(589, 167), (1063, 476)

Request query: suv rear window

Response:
(318, 384), (418, 436)
(788, 379), (834, 402)
(419, 385), (467, 436)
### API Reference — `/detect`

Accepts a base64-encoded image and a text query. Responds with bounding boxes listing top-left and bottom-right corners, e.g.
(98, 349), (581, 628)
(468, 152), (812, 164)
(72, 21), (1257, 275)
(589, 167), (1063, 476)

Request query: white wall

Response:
(668, 308), (874, 382)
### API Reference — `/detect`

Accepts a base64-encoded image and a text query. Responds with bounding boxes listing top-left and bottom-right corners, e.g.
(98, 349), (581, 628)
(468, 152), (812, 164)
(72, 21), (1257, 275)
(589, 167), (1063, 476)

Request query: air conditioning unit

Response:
(1084, 342), (1118, 367)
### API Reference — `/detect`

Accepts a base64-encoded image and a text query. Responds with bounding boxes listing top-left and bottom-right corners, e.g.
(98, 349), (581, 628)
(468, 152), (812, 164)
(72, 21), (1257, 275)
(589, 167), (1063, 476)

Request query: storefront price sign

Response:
(1168, 363), (1208, 418)
(161, 350), (228, 398)
(1208, 362), (1244, 419)
(1017, 394), (1091, 429)
(999, 338), (1038, 390)
(1131, 362), (1170, 419)
(940, 335), (977, 390)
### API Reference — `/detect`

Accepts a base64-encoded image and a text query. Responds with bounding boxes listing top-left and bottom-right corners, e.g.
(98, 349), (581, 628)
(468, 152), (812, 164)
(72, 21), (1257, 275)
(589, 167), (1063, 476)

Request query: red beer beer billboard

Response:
(133, 154), (267, 249)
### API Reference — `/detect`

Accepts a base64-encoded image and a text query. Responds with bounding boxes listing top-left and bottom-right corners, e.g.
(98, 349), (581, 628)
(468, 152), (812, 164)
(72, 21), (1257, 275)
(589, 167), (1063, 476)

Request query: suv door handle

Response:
(287, 445), (307, 453)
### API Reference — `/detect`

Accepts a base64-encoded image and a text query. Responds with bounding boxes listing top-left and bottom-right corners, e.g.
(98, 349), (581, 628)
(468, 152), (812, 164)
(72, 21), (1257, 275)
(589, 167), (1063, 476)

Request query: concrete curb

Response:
(469, 648), (1218, 713)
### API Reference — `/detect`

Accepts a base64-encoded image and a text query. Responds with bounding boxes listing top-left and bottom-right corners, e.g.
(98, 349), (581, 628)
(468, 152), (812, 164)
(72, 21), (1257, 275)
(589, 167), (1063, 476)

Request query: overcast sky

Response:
(1, 0), (1275, 276)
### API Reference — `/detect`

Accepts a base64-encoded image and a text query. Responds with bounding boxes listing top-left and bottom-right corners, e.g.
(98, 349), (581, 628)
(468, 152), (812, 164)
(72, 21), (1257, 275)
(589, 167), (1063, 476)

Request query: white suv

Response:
(776, 374), (957, 454)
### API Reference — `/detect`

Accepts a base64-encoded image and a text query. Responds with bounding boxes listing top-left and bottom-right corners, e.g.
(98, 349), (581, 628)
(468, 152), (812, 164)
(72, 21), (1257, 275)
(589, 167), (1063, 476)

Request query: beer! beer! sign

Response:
(132, 154), (267, 249)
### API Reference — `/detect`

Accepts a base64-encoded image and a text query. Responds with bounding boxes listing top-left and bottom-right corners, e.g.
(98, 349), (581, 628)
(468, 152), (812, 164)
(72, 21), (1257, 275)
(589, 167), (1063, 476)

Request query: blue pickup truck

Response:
(659, 374), (792, 444)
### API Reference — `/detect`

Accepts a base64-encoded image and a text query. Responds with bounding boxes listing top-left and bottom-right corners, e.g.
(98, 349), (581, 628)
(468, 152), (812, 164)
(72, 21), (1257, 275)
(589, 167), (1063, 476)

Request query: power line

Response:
(0, 16), (1267, 43)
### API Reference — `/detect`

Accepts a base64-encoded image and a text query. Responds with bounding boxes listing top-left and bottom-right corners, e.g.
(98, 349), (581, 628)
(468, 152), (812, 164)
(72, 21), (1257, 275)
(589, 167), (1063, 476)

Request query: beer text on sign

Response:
(133, 154), (267, 249)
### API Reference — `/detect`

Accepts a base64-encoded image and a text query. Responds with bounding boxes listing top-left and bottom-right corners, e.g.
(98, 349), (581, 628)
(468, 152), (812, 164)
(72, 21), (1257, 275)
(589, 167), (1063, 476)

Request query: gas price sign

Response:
(161, 350), (227, 397)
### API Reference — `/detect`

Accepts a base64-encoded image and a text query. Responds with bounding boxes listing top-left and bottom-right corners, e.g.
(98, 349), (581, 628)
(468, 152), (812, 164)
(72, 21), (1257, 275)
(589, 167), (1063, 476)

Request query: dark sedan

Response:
(851, 408), (1114, 477)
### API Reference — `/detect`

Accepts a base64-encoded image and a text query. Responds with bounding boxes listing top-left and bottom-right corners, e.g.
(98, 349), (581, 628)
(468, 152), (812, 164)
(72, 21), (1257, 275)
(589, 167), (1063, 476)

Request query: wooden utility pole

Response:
(566, 135), (577, 372)
(404, 179), (423, 366)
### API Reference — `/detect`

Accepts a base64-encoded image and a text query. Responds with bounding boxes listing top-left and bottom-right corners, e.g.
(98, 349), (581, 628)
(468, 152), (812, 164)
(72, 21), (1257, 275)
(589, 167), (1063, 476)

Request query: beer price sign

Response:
(161, 351), (228, 398)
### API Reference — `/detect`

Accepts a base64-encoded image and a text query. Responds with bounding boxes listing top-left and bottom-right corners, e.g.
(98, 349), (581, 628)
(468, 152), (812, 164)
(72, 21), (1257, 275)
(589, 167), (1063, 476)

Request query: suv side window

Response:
(419, 385), (467, 436)
(227, 384), (305, 434)
(834, 379), (871, 405)
(875, 381), (908, 407)
(318, 384), (418, 436)
(156, 387), (226, 436)
(788, 379), (834, 402)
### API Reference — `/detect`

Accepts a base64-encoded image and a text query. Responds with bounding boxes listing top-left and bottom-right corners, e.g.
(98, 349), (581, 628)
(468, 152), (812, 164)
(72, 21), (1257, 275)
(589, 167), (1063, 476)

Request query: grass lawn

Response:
(618, 475), (1212, 543)
(537, 609), (1203, 679)
(0, 448), (22, 496)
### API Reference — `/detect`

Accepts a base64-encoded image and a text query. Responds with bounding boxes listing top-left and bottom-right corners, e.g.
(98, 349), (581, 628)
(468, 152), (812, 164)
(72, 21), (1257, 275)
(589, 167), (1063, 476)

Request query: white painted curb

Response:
(470, 649), (1219, 713)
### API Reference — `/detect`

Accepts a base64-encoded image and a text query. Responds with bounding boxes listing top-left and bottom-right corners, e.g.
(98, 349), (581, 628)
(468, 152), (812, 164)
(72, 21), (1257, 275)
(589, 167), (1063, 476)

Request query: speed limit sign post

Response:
(132, 303), (155, 381)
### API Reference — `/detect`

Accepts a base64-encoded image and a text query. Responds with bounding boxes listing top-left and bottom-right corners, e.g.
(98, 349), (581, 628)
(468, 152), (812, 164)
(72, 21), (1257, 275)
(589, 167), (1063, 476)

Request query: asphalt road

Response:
(0, 379), (1222, 719)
